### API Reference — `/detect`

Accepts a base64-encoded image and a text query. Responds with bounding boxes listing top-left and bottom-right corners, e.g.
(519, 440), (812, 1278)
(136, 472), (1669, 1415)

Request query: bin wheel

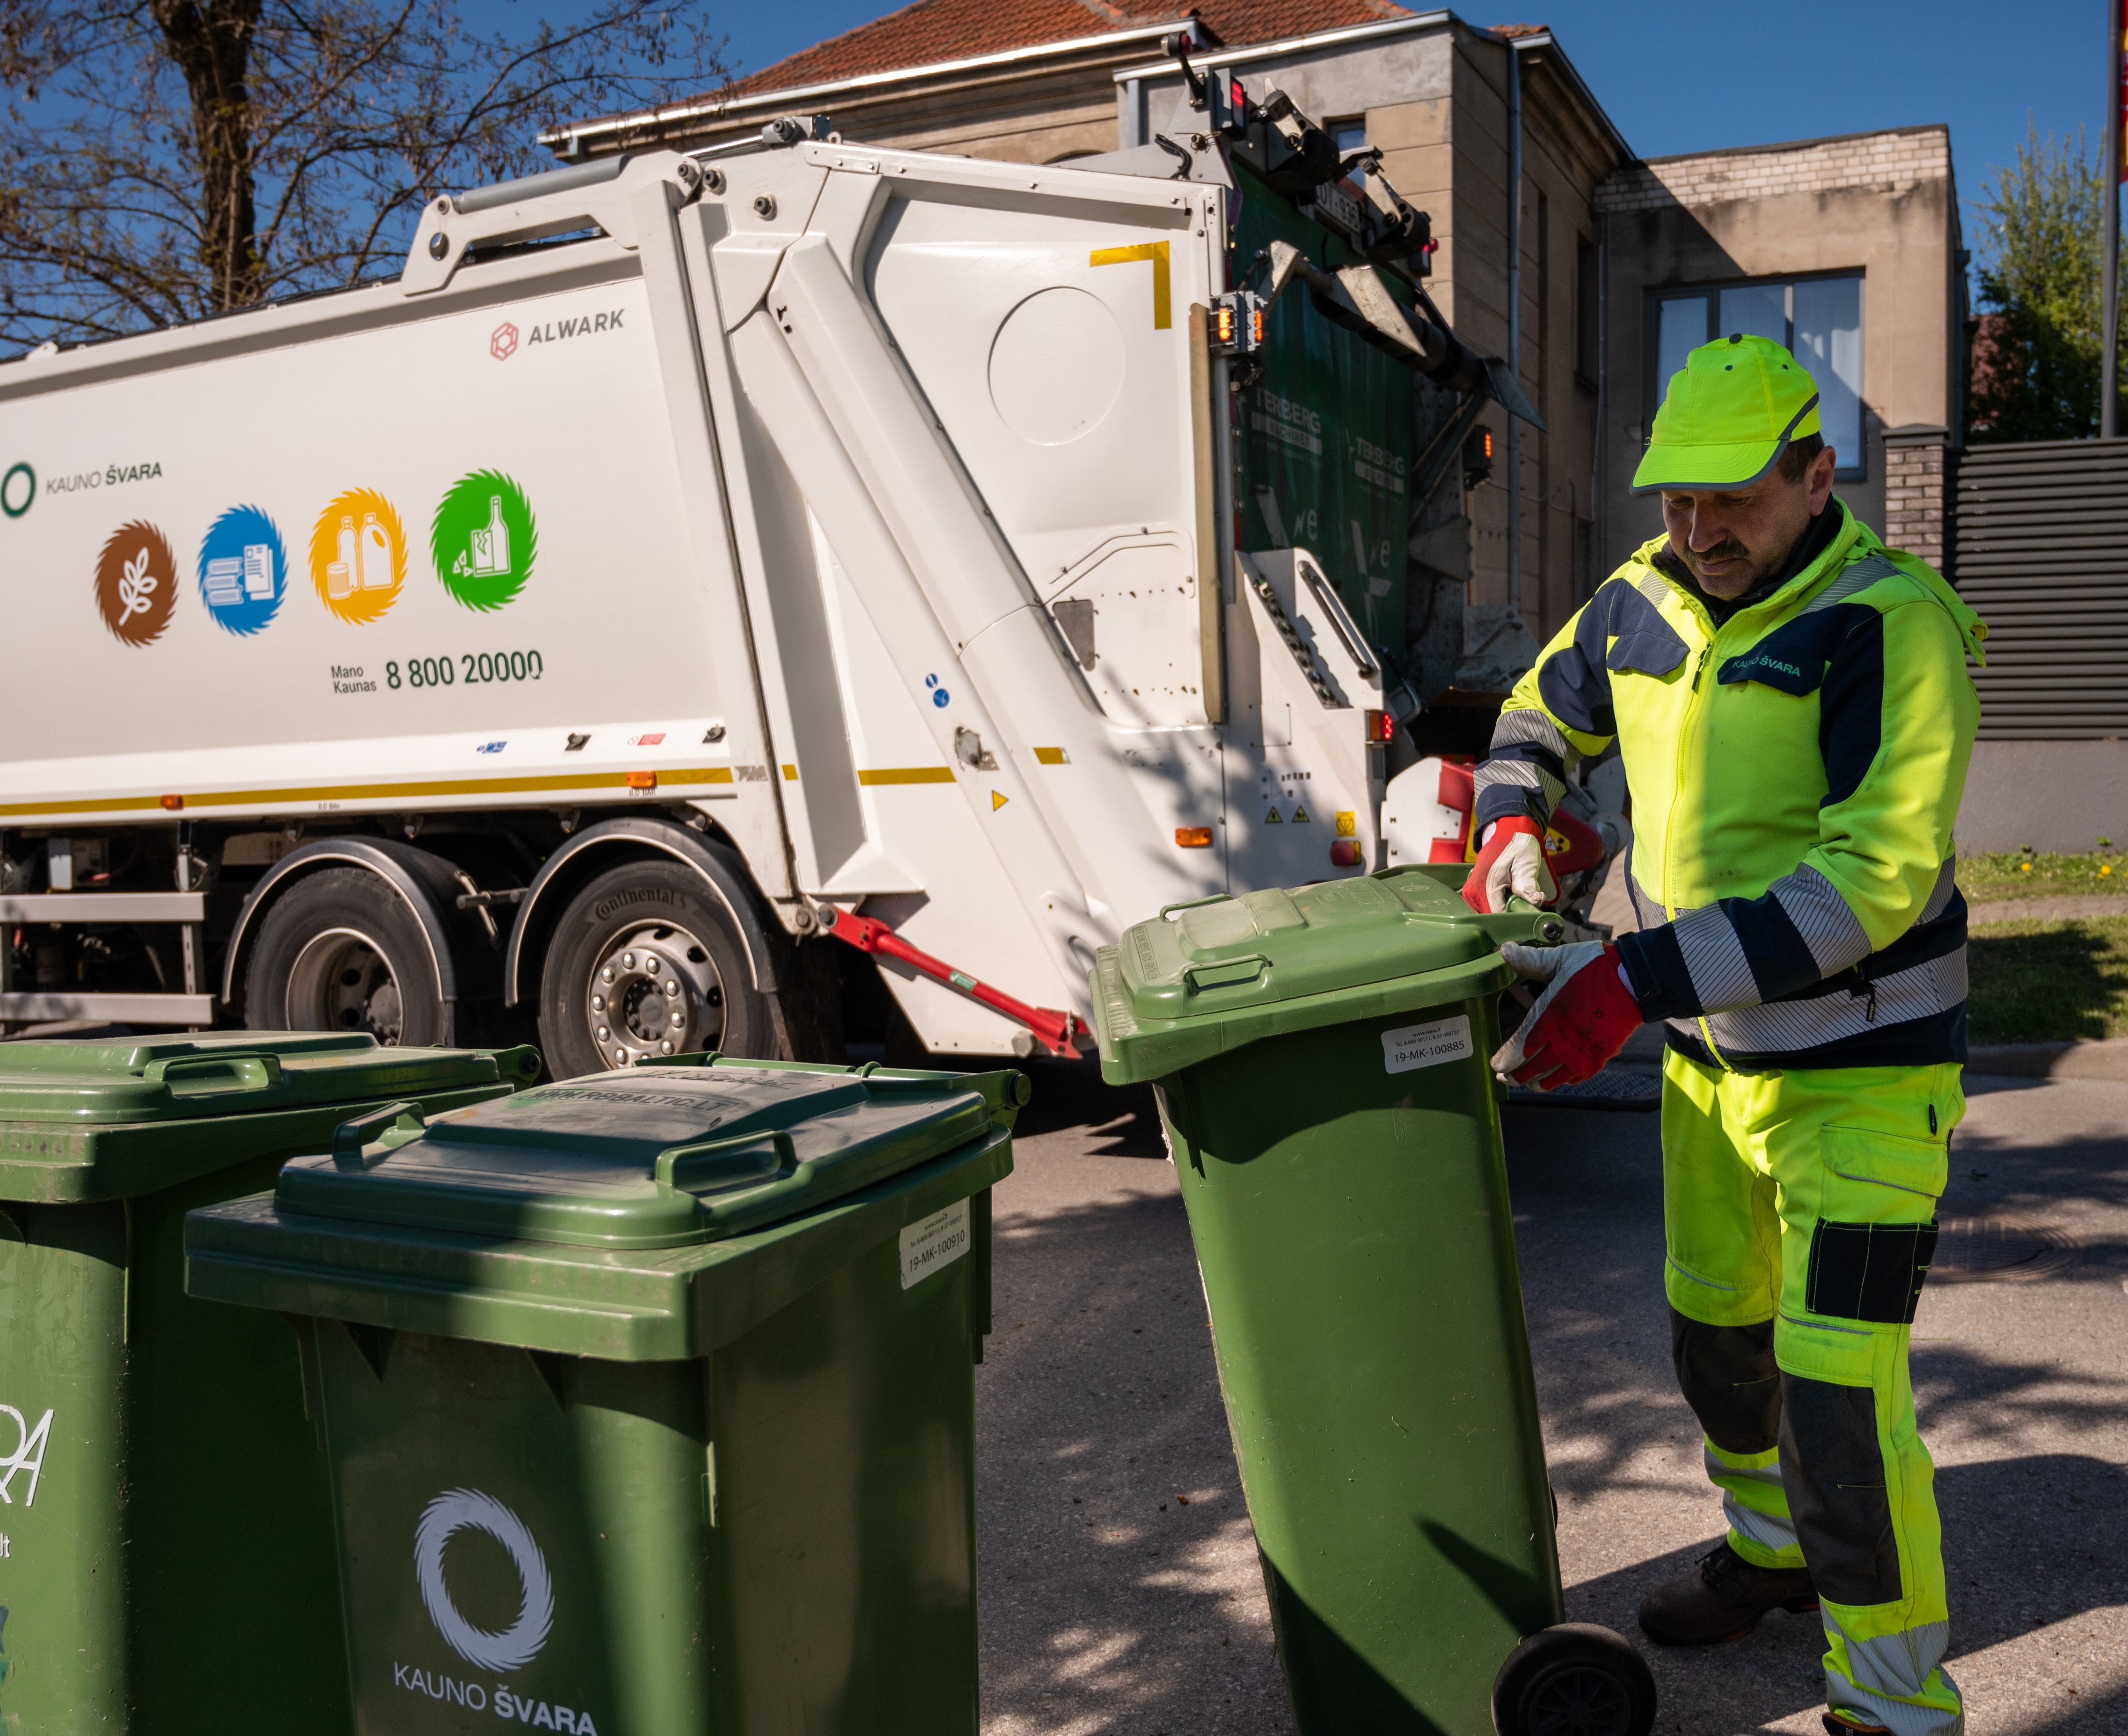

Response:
(1492, 1623), (1655, 1736)
(244, 867), (446, 1046)
(538, 859), (780, 1075)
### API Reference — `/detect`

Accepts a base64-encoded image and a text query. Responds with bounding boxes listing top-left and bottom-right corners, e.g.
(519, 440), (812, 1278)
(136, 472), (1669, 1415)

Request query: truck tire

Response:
(536, 860), (782, 1076)
(243, 867), (449, 1046)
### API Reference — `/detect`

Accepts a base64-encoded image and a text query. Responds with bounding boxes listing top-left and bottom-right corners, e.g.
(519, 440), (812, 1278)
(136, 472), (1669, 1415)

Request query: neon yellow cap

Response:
(1632, 333), (1822, 493)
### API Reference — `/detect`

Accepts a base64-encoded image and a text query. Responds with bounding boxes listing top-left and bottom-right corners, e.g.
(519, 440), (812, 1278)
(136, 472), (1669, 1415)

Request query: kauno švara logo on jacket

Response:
(395, 1486), (604, 1731)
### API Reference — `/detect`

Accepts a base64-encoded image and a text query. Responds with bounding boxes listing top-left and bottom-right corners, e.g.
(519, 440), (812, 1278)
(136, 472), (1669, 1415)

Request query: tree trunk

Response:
(150, 0), (263, 310)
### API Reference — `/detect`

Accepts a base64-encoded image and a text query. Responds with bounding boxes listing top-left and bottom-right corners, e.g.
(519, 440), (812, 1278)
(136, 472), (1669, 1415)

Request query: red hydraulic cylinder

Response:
(823, 909), (1085, 1058)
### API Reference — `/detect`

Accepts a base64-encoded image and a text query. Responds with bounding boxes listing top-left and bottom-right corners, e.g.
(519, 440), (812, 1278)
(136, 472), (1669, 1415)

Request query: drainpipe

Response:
(1594, 212), (1607, 592)
(1505, 36), (1523, 612)
(2105, 0), (2122, 438)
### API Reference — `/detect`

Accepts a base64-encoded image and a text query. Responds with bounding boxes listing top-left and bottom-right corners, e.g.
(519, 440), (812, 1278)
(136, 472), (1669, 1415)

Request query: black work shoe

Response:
(1637, 1541), (1818, 1646)
(1822, 1713), (1891, 1735)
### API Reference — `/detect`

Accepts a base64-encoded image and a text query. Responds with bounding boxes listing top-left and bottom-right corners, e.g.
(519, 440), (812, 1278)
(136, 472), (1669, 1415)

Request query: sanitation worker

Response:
(1462, 334), (1984, 1736)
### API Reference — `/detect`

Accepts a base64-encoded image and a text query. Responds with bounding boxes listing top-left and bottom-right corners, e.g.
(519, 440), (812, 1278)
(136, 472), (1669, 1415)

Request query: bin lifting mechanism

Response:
(823, 909), (1085, 1059)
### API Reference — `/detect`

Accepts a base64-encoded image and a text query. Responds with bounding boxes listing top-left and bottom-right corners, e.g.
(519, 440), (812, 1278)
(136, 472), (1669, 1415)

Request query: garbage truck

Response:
(0, 50), (1547, 1072)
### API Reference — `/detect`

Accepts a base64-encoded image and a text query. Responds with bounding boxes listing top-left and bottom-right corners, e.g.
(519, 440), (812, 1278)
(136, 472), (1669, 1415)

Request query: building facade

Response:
(556, 4), (1966, 705)
(1594, 126), (1966, 573)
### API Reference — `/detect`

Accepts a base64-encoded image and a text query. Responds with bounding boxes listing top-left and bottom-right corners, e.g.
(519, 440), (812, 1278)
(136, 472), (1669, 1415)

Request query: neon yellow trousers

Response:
(1662, 1049), (1964, 1736)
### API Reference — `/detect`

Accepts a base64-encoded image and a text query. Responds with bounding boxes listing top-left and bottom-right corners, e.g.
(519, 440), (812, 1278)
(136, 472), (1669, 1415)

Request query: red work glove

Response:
(1490, 941), (1642, 1090)
(1461, 816), (1559, 914)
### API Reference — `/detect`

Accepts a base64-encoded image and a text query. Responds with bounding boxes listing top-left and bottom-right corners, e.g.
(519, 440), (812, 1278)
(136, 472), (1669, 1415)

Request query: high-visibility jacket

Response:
(1475, 502), (1987, 1071)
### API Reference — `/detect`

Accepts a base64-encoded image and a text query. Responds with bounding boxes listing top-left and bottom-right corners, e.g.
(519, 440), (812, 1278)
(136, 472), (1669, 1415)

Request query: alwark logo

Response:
(413, 1488), (554, 1673)
(525, 308), (625, 349)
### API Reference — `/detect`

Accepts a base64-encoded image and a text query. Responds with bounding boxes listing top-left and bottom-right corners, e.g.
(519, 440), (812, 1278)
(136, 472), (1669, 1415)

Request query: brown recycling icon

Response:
(95, 521), (177, 646)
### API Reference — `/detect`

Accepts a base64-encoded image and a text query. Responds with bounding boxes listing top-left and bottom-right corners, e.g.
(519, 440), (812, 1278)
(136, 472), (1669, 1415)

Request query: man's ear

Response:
(1807, 443), (1838, 511)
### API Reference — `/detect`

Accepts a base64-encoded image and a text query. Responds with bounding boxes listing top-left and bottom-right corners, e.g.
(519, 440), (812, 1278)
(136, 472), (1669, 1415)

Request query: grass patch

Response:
(1959, 851), (2128, 901)
(1968, 918), (2128, 1043)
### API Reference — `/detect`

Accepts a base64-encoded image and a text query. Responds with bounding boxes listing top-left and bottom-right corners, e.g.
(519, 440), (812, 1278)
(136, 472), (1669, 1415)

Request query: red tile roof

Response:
(728, 0), (1412, 98)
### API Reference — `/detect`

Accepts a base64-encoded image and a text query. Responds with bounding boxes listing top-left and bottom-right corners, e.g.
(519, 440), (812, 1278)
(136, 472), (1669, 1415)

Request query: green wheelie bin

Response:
(0, 1030), (539, 1735)
(182, 1054), (1021, 1736)
(1090, 867), (1657, 1736)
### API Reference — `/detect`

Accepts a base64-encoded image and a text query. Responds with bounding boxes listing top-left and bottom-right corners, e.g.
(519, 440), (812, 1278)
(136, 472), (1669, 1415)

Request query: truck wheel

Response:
(536, 860), (779, 1076)
(244, 868), (448, 1046)
(1491, 1624), (1656, 1736)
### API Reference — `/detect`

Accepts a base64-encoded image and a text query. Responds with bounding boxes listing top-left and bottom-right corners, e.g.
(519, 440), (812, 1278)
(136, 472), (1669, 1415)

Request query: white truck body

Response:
(0, 139), (1404, 1056)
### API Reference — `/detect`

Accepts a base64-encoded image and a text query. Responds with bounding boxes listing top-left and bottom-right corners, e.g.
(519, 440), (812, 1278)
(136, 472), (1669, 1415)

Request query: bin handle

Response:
(1184, 954), (1268, 993)
(144, 1051), (287, 1097)
(655, 1129), (796, 1197)
(1502, 897), (1567, 944)
(1157, 891), (1234, 921)
(331, 1101), (428, 1168)
(486, 1045), (544, 1086)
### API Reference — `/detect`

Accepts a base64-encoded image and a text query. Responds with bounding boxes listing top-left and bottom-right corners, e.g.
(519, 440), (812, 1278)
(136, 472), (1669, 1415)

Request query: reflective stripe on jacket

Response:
(1474, 502), (1987, 1071)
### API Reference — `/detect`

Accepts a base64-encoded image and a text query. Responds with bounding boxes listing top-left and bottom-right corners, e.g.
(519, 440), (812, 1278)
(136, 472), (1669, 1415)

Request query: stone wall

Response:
(1594, 126), (1951, 216)
(1882, 426), (1950, 567)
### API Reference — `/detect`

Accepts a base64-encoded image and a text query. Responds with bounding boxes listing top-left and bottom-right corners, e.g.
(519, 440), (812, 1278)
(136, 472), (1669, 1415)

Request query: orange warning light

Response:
(626, 771), (657, 790)
(1175, 826), (1214, 848)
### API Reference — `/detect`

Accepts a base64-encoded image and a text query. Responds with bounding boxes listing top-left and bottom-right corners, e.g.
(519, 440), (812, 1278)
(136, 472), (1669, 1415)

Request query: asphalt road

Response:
(975, 1059), (2128, 1735)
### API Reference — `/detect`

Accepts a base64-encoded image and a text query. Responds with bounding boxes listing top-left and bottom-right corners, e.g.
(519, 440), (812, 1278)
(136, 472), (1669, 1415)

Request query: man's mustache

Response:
(1690, 539), (1749, 564)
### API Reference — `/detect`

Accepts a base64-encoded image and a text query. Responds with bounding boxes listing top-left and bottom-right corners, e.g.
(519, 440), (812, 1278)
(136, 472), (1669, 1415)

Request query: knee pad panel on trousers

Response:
(1805, 1218), (1938, 1325)
(1670, 1307), (1781, 1455)
(1779, 1373), (1901, 1606)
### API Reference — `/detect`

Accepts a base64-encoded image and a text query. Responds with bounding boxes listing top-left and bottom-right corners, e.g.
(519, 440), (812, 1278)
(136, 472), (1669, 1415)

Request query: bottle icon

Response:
(360, 512), (392, 589)
(329, 515), (357, 599)
(455, 495), (512, 579)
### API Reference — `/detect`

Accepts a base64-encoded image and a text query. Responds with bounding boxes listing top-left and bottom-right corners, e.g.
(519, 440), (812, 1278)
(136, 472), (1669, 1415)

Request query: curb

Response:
(1966, 1038), (2128, 1081)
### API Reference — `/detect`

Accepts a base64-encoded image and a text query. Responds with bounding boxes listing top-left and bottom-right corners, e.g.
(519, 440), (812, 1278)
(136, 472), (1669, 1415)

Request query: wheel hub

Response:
(285, 927), (404, 1044)
(585, 925), (725, 1069)
(1527, 1664), (1633, 1736)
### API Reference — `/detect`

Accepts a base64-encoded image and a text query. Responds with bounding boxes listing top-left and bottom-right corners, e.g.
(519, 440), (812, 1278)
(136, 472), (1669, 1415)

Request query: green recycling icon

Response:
(431, 469), (536, 611)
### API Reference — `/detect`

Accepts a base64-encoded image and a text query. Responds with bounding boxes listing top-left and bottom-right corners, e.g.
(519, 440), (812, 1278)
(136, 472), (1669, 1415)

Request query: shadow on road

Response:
(977, 1145), (1292, 1735)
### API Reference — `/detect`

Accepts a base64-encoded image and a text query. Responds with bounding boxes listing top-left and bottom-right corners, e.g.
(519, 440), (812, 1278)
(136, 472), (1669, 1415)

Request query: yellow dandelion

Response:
(2021, 861), (2033, 873)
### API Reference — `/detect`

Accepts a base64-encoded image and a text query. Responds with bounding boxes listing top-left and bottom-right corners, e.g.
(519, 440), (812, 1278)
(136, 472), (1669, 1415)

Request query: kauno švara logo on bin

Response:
(0, 1405), (53, 1506)
(415, 1488), (554, 1672)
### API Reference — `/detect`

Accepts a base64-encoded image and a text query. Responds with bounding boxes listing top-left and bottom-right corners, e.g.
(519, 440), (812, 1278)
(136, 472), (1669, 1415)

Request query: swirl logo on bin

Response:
(413, 1488), (554, 1672)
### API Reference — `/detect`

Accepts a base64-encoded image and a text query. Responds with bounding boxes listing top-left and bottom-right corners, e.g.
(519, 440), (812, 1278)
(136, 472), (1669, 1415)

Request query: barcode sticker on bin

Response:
(899, 1199), (971, 1290)
(1382, 1014), (1474, 1074)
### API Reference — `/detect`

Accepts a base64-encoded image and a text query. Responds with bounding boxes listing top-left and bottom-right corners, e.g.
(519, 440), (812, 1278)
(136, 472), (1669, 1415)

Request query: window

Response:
(1575, 237), (1598, 387)
(1327, 116), (1367, 158)
(1644, 274), (1865, 480)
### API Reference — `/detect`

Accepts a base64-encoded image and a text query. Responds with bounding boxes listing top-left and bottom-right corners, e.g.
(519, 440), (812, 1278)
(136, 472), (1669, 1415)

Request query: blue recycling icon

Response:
(197, 505), (287, 636)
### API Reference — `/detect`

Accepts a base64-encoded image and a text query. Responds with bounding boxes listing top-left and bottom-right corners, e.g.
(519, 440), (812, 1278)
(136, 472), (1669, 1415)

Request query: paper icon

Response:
(243, 542), (273, 599)
(205, 556), (245, 605)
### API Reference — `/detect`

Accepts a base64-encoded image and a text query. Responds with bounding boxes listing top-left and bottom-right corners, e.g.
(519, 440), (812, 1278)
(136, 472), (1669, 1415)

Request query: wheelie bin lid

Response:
(1091, 867), (1561, 1084)
(266, 1058), (1022, 1249)
(183, 1057), (1024, 1361)
(0, 1031), (540, 1200)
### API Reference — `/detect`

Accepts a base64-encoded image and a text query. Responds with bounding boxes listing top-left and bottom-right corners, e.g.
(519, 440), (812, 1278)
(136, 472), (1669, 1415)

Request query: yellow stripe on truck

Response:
(856, 767), (956, 786)
(0, 766), (737, 820)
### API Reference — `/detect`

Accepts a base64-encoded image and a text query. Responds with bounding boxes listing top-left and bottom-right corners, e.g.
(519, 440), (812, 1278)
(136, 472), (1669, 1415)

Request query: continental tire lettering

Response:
(590, 889), (683, 922)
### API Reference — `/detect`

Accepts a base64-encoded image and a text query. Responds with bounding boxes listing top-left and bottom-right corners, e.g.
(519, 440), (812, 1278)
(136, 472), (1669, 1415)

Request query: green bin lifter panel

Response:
(184, 1056), (1022, 1736)
(0, 1030), (537, 1736)
(1234, 160), (1417, 656)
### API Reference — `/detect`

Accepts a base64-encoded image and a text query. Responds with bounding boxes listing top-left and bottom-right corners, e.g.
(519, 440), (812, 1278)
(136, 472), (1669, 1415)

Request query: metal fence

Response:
(1953, 438), (2128, 740)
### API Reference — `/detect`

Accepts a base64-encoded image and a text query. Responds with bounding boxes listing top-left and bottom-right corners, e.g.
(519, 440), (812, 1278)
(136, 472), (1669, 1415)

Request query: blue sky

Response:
(484, 0), (2113, 248)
